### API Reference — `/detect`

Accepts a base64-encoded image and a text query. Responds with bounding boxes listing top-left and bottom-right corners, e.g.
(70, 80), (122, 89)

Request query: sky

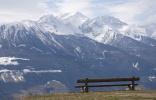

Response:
(0, 0), (156, 24)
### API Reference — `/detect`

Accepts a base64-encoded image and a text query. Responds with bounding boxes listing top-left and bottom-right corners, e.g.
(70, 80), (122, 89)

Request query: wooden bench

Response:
(74, 76), (140, 92)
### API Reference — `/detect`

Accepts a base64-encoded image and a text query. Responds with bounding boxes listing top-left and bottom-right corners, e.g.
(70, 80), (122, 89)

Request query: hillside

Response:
(21, 90), (156, 100)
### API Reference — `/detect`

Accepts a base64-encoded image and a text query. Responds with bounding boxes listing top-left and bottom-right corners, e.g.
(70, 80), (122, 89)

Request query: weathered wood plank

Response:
(77, 77), (140, 83)
(75, 84), (138, 88)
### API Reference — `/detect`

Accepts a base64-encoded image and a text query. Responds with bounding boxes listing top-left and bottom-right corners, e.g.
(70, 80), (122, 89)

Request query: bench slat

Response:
(77, 77), (140, 83)
(75, 84), (138, 88)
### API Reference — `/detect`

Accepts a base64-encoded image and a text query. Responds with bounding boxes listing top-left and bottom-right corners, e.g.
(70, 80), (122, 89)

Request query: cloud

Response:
(0, 0), (156, 24)
(47, 0), (95, 17)
(0, 0), (94, 23)
(0, 0), (48, 23)
(102, 0), (156, 24)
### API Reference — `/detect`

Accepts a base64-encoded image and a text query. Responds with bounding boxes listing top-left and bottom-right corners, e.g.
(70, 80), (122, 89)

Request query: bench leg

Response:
(84, 87), (89, 92)
(128, 85), (132, 90)
(128, 85), (135, 90)
(80, 87), (88, 92)
(132, 76), (135, 90)
(85, 78), (89, 92)
(81, 87), (85, 92)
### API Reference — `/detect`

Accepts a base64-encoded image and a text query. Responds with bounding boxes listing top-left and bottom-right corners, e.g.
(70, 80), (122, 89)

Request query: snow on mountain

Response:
(23, 69), (62, 73)
(38, 14), (75, 35)
(0, 57), (29, 65)
(90, 16), (127, 28)
(1, 12), (155, 44)
(140, 23), (156, 39)
(21, 20), (37, 27)
(57, 11), (89, 30)
(0, 22), (29, 40)
(80, 15), (156, 44)
(149, 76), (156, 81)
(119, 23), (156, 41)
(133, 23), (156, 37)
(0, 69), (25, 82)
(0, 22), (44, 45)
(0, 69), (62, 82)
(80, 16), (127, 44)
(0, 12), (156, 51)
(119, 25), (147, 41)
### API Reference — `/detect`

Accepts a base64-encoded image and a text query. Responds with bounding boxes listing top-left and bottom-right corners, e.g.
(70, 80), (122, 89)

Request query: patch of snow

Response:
(23, 69), (31, 74)
(81, 53), (85, 59)
(13, 44), (26, 47)
(75, 46), (81, 53)
(0, 69), (10, 73)
(22, 20), (37, 27)
(136, 54), (140, 57)
(51, 37), (64, 48)
(120, 25), (147, 41)
(23, 69), (62, 74)
(96, 58), (104, 60)
(31, 47), (43, 53)
(0, 68), (61, 82)
(0, 69), (25, 82)
(11, 73), (18, 82)
(0, 44), (2, 48)
(47, 81), (51, 84)
(102, 50), (108, 58)
(149, 76), (156, 81)
(57, 11), (89, 28)
(150, 44), (155, 46)
(44, 80), (62, 86)
(83, 22), (118, 44)
(0, 57), (29, 65)
(38, 14), (74, 35)
(50, 48), (56, 53)
(99, 62), (103, 66)
(51, 80), (66, 87)
(19, 44), (26, 47)
(1, 73), (6, 82)
(52, 80), (61, 84)
(132, 62), (139, 70)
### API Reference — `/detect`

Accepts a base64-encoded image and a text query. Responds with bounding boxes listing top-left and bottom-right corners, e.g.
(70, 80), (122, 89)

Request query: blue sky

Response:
(0, 0), (156, 24)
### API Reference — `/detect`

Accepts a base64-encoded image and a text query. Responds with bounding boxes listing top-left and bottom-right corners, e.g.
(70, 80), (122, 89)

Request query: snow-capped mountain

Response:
(80, 16), (127, 44)
(37, 14), (75, 35)
(0, 11), (156, 99)
(119, 24), (156, 41)
(22, 20), (37, 27)
(76, 14), (156, 45)
(57, 11), (89, 28)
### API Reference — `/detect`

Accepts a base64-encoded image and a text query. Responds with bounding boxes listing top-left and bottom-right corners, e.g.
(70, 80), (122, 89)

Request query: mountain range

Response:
(0, 11), (156, 99)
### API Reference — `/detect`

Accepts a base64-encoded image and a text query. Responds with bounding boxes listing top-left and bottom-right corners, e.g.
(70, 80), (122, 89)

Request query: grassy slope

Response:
(20, 90), (156, 100)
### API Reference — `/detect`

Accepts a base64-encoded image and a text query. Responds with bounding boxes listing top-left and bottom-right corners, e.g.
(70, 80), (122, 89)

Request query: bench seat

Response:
(75, 83), (138, 88)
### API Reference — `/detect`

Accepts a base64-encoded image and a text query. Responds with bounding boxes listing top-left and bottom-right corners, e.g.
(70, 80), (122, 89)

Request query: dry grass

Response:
(20, 90), (156, 100)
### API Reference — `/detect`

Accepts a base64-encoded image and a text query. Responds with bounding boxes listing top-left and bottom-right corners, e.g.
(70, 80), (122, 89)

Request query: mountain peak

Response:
(21, 20), (37, 27)
(91, 15), (127, 28)
(38, 14), (56, 24)
(58, 11), (88, 20)
(71, 11), (85, 16)
(57, 11), (89, 28)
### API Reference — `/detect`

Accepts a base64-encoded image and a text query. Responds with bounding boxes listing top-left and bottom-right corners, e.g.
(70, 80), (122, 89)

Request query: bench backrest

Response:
(77, 77), (140, 83)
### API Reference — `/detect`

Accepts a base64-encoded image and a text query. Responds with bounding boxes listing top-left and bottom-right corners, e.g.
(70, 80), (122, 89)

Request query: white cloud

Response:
(0, 0), (155, 24)
(102, 0), (156, 24)
(54, 0), (94, 17)
(0, 0), (49, 23)
(0, 0), (95, 23)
